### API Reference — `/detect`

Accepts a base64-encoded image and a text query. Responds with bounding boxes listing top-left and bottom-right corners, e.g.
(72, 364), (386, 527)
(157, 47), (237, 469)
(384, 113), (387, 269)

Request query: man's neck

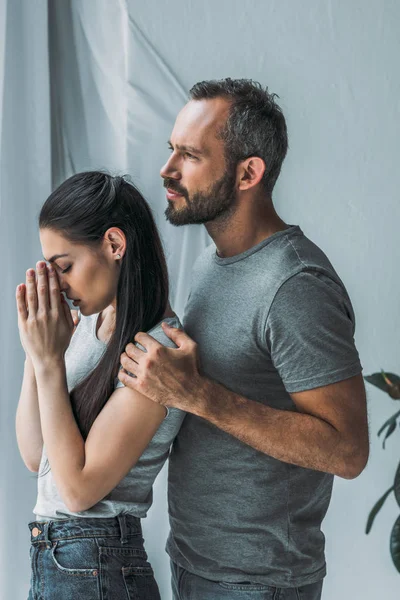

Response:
(205, 198), (289, 259)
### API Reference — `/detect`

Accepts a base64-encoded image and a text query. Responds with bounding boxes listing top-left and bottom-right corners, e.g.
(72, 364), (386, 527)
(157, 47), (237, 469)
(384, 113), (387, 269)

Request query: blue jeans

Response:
(28, 514), (161, 600)
(171, 561), (323, 600)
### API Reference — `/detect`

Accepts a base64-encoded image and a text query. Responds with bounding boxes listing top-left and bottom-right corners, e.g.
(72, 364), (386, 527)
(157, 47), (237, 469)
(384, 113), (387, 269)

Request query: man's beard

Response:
(164, 167), (237, 226)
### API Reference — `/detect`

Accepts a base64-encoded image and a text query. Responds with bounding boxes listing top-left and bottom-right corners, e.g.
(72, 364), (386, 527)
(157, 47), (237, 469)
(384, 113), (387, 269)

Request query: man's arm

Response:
(118, 326), (369, 479)
(190, 372), (368, 479)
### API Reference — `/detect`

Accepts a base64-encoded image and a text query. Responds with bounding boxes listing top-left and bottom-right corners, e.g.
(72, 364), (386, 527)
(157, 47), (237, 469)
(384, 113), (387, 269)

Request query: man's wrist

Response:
(185, 375), (214, 418)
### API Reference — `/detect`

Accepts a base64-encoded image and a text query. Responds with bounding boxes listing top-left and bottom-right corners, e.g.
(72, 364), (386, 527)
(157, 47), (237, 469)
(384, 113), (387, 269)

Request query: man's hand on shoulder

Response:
(118, 323), (205, 412)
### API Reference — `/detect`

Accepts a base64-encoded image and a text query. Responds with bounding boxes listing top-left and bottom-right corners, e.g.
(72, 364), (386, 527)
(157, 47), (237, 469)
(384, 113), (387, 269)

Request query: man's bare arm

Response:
(189, 373), (368, 478)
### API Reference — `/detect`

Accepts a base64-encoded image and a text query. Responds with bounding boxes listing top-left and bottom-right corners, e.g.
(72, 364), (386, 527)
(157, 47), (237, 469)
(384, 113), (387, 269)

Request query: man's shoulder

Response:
(263, 227), (333, 274)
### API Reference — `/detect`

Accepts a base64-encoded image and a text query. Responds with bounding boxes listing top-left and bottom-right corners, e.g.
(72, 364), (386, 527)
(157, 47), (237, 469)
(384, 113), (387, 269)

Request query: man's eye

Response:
(185, 152), (197, 160)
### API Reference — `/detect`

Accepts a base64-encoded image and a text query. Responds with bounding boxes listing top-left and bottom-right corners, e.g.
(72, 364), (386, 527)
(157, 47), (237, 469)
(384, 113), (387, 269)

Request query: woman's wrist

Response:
(24, 355), (35, 372)
(32, 356), (66, 378)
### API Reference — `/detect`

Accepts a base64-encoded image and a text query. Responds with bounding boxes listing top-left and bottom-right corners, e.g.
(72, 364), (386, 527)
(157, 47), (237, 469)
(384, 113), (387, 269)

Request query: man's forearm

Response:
(190, 377), (357, 478)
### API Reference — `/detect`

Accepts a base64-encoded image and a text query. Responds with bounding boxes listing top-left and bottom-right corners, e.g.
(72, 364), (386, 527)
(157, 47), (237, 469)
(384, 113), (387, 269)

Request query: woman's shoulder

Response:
(146, 315), (182, 349)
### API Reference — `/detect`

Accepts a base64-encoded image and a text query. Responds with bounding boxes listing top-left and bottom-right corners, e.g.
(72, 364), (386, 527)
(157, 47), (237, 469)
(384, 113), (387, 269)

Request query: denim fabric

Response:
(171, 561), (323, 600)
(28, 514), (161, 600)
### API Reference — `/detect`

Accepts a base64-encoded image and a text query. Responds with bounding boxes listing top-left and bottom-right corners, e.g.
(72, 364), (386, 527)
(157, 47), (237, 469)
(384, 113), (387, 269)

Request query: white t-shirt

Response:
(34, 314), (185, 520)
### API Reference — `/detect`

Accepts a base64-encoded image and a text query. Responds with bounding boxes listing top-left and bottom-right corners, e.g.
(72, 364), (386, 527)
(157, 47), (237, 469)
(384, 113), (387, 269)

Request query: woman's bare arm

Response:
(15, 310), (80, 474)
(33, 359), (166, 512)
(15, 356), (43, 472)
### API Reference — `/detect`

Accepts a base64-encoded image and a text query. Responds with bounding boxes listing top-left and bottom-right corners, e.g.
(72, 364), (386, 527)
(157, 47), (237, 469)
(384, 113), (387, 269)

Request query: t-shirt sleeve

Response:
(266, 270), (362, 393)
(114, 319), (185, 428)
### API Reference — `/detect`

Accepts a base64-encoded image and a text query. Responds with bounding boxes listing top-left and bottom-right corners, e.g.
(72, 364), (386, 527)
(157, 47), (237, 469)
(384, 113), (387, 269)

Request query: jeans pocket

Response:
(50, 539), (99, 577)
(122, 565), (161, 600)
(294, 581), (323, 600)
(99, 546), (160, 600)
(218, 580), (281, 598)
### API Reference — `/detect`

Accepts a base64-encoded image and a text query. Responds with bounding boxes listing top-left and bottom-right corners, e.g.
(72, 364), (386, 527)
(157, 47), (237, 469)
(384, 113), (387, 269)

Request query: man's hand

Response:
(118, 323), (203, 411)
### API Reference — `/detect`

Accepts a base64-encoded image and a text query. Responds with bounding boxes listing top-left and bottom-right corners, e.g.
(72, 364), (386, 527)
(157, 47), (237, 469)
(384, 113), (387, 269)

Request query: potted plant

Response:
(364, 371), (400, 572)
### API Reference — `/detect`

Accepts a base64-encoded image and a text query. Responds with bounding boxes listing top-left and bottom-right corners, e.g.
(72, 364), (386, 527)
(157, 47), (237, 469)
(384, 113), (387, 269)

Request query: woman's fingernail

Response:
(48, 264), (54, 273)
(27, 269), (35, 277)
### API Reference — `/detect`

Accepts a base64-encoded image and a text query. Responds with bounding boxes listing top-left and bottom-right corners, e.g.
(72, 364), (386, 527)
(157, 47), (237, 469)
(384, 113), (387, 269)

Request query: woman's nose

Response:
(56, 274), (68, 293)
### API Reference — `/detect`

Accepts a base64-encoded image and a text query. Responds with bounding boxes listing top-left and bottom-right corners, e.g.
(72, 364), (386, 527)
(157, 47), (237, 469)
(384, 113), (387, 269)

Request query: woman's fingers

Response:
(36, 261), (50, 313)
(61, 294), (75, 331)
(26, 268), (38, 315)
(47, 263), (62, 312)
(71, 310), (80, 330)
(16, 284), (28, 320)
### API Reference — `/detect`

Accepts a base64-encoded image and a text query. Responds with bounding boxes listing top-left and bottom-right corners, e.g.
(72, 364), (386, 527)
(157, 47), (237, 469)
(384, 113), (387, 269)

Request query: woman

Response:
(15, 171), (185, 600)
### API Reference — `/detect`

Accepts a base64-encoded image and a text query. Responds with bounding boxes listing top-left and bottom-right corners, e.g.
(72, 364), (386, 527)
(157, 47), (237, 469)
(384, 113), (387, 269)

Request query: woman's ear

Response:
(103, 227), (126, 260)
(237, 156), (266, 191)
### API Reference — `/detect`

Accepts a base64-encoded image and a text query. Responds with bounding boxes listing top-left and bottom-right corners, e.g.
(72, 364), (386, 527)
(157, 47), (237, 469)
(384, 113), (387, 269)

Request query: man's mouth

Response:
(166, 188), (184, 200)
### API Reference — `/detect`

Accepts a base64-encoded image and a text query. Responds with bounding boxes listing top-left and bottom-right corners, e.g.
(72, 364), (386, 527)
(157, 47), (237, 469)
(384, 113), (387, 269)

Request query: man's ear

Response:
(237, 156), (266, 191)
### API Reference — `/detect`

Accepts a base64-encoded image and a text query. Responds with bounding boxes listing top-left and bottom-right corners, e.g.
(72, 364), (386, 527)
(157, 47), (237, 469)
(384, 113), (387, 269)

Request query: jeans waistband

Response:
(28, 514), (141, 547)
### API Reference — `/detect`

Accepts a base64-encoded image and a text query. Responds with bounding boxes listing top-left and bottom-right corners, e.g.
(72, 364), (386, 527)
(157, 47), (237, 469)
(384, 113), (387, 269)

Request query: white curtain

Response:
(1, 2), (52, 599)
(1, 1), (208, 598)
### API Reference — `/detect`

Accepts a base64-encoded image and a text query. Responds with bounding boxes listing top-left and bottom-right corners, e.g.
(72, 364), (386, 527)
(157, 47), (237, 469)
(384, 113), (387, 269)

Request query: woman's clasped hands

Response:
(16, 261), (75, 370)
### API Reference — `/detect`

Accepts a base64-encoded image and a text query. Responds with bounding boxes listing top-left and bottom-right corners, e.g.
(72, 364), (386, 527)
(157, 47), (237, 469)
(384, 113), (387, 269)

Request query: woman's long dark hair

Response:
(39, 171), (169, 439)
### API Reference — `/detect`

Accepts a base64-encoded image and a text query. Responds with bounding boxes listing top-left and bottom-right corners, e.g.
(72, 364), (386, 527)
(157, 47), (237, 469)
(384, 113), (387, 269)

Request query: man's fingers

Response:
(120, 351), (139, 375)
(134, 332), (162, 351)
(161, 322), (191, 348)
(125, 343), (142, 361)
(118, 368), (138, 388)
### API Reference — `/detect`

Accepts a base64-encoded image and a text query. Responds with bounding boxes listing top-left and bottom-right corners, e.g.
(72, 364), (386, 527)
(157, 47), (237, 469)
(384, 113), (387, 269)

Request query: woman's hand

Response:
(16, 261), (75, 369)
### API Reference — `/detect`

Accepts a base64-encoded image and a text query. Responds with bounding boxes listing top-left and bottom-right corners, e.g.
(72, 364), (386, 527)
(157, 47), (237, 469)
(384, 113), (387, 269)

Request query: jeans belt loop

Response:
(117, 514), (128, 545)
(43, 521), (52, 549)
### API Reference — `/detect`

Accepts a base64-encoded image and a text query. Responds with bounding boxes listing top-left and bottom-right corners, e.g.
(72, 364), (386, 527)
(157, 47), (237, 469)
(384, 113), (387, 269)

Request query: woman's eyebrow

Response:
(43, 253), (69, 263)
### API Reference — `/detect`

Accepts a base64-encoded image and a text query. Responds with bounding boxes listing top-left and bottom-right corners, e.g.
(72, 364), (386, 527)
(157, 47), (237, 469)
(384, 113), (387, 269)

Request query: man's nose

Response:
(160, 156), (181, 181)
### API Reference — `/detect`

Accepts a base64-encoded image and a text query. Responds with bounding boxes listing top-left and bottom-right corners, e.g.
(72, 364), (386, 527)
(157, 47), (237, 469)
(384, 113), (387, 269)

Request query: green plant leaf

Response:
(390, 515), (400, 573)
(377, 410), (400, 438)
(394, 460), (400, 508)
(366, 486), (394, 534)
(382, 421), (398, 448)
(365, 372), (400, 393)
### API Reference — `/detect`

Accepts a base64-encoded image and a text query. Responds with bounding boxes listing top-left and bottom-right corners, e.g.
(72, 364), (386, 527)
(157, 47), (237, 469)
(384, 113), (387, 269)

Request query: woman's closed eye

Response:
(55, 264), (72, 274)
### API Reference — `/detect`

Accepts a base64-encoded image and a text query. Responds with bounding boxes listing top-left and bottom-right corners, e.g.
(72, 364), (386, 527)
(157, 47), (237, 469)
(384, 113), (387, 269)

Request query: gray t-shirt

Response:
(34, 314), (185, 520)
(167, 225), (362, 587)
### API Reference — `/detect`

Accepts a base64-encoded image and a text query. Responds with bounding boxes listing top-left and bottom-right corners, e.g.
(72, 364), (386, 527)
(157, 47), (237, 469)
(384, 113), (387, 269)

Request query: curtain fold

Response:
(1, 2), (208, 597)
(0, 2), (52, 598)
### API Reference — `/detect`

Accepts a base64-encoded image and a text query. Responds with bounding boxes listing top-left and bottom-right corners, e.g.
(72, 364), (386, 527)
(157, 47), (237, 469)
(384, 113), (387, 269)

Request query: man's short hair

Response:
(189, 78), (288, 196)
